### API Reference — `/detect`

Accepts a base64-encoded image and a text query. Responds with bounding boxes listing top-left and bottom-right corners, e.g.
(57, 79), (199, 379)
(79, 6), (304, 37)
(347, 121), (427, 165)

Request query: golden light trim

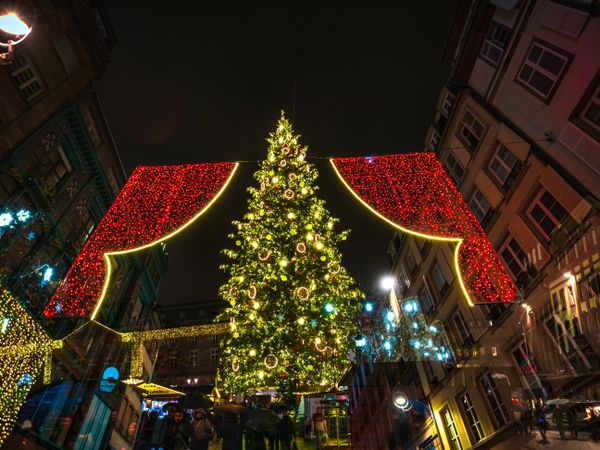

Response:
(91, 163), (239, 320)
(329, 158), (474, 307)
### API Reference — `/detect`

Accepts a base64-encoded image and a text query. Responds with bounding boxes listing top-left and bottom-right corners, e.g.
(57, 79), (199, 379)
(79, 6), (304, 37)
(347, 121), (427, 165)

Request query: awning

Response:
(136, 383), (185, 399)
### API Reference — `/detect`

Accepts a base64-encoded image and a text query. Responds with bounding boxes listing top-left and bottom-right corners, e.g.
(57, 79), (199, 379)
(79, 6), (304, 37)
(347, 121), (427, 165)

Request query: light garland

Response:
(44, 162), (238, 318)
(0, 287), (53, 446)
(330, 154), (517, 305)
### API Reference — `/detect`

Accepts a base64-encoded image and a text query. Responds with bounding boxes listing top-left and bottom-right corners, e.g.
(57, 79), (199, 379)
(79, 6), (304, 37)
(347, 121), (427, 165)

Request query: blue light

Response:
(365, 156), (374, 164)
(16, 209), (31, 222)
(54, 302), (62, 314)
(1, 317), (9, 334)
(412, 341), (421, 349)
(386, 311), (396, 322)
(411, 301), (419, 312)
(383, 341), (392, 351)
(0, 213), (13, 227)
(364, 302), (374, 312)
(355, 337), (367, 347)
(428, 325), (438, 333)
(404, 303), (413, 313)
(427, 339), (433, 347)
(26, 231), (36, 241)
(436, 353), (443, 361)
(18, 373), (33, 387)
(412, 322), (419, 329)
(325, 303), (335, 313)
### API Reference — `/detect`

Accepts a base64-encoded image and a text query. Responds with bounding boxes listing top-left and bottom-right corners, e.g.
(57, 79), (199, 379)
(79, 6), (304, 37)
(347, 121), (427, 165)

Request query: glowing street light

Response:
(392, 391), (411, 411)
(0, 12), (32, 63)
(380, 276), (395, 291)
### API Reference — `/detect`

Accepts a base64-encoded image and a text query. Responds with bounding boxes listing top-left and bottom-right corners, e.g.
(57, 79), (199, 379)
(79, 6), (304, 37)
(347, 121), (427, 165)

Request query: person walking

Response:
(164, 408), (194, 450)
(311, 407), (328, 450)
(190, 408), (214, 450)
(221, 413), (243, 450)
(277, 410), (295, 450)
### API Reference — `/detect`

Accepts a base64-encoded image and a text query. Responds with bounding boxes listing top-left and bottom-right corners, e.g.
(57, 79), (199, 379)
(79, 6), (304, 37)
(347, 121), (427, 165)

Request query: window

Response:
(428, 129), (441, 151)
(469, 189), (494, 228)
(81, 106), (102, 147)
(432, 263), (449, 297)
(191, 336), (197, 346)
(459, 392), (485, 443)
(404, 252), (417, 278)
(168, 339), (177, 348)
(516, 38), (572, 102)
(10, 54), (44, 101)
(38, 145), (72, 192)
(0, 172), (19, 204)
(545, 316), (594, 372)
(169, 351), (177, 369)
(479, 372), (510, 427)
(500, 237), (538, 288)
(481, 22), (511, 66)
(580, 83), (600, 135)
(453, 310), (474, 348)
(441, 92), (456, 117)
(190, 350), (198, 368)
(577, 266), (600, 301)
(488, 145), (521, 190)
(211, 348), (219, 367)
(212, 334), (219, 345)
(512, 342), (550, 399)
(445, 152), (465, 186)
(420, 283), (435, 315)
(527, 190), (569, 240)
(441, 407), (463, 450)
(458, 110), (485, 152)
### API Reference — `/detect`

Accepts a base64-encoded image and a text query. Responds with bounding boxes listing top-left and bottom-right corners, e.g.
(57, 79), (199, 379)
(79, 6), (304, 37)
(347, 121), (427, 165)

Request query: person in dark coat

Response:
(164, 408), (194, 450)
(277, 410), (295, 450)
(221, 413), (243, 450)
(190, 408), (213, 450)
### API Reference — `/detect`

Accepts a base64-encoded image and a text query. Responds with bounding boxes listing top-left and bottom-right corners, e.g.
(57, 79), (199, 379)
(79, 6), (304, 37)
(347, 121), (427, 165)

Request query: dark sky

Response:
(97, 5), (456, 304)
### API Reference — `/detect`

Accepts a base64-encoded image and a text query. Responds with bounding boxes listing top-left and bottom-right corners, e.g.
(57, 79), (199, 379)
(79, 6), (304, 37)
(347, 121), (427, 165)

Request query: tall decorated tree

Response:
(217, 114), (363, 395)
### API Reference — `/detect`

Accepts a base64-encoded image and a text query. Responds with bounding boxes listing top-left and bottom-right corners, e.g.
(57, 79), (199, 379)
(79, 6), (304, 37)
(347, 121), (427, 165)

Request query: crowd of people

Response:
(135, 404), (300, 450)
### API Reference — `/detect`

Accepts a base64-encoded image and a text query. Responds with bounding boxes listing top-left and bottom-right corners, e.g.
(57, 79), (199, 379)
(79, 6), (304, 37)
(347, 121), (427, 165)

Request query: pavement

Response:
(517, 430), (600, 449)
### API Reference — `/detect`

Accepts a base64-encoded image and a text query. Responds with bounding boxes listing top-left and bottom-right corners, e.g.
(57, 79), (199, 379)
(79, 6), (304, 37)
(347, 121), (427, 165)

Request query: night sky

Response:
(97, 5), (456, 304)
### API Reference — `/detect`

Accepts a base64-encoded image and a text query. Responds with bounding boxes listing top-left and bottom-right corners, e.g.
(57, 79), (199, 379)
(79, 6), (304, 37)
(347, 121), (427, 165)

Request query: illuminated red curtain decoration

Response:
(44, 162), (238, 318)
(331, 153), (516, 305)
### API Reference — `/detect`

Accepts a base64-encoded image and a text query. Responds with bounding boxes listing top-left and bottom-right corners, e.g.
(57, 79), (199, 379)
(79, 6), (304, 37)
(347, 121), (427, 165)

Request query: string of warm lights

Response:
(216, 114), (363, 394)
(44, 162), (238, 318)
(331, 154), (516, 305)
(0, 287), (53, 447)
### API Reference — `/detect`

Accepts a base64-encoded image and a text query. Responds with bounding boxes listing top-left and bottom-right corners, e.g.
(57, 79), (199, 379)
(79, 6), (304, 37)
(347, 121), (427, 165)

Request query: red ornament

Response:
(331, 154), (516, 305)
(44, 162), (237, 318)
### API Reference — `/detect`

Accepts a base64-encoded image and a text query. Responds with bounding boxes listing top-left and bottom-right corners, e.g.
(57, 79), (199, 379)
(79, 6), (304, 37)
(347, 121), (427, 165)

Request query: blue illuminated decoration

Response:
(364, 302), (374, 312)
(412, 341), (421, 349)
(100, 367), (119, 392)
(386, 311), (396, 322)
(383, 341), (391, 351)
(0, 213), (13, 227)
(324, 303), (335, 313)
(18, 373), (33, 387)
(412, 322), (419, 329)
(310, 319), (318, 327)
(355, 336), (367, 347)
(1, 317), (8, 334)
(41, 266), (54, 287)
(16, 209), (31, 222)
(26, 231), (36, 241)
(365, 156), (374, 164)
(54, 302), (62, 314)
(428, 325), (438, 333)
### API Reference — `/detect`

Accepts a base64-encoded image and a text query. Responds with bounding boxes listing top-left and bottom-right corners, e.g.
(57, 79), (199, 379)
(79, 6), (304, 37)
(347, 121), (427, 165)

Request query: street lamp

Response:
(0, 12), (32, 63)
(392, 391), (412, 411)
(380, 276), (395, 291)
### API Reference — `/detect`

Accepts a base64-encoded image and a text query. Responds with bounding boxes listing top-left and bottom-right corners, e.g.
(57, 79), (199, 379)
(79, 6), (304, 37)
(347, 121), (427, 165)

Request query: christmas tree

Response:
(217, 114), (363, 394)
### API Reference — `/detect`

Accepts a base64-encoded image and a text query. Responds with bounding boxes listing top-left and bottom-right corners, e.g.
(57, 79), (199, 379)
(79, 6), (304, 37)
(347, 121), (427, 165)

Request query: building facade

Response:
(153, 301), (227, 391)
(0, 2), (168, 449)
(388, 1), (600, 449)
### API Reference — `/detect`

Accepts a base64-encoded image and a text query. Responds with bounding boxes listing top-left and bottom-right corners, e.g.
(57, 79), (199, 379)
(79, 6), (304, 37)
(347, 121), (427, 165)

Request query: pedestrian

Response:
(534, 406), (548, 444)
(221, 413), (243, 450)
(553, 406), (566, 439)
(567, 406), (578, 439)
(277, 410), (295, 450)
(310, 407), (328, 450)
(164, 407), (194, 450)
(190, 408), (214, 450)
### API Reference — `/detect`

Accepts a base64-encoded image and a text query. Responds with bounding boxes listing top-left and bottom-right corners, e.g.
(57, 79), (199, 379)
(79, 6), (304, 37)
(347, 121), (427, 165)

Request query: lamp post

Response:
(0, 12), (32, 64)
